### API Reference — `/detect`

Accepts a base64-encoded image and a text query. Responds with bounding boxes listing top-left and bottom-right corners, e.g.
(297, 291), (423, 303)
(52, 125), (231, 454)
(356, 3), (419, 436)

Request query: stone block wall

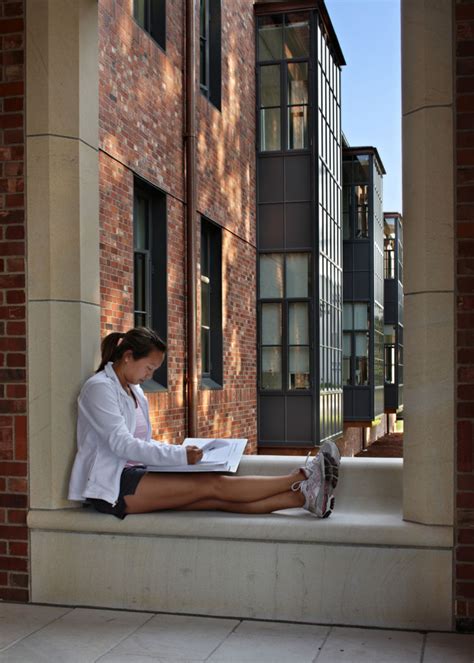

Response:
(0, 0), (27, 601)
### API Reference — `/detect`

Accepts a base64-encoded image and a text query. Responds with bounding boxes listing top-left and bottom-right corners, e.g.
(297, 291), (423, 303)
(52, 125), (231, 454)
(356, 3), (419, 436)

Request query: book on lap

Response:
(147, 438), (247, 473)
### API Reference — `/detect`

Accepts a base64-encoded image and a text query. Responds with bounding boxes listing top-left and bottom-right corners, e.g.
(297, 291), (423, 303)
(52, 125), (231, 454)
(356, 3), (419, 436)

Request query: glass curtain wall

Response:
(256, 8), (343, 447)
(342, 149), (385, 422)
(383, 212), (404, 412)
(317, 18), (343, 443)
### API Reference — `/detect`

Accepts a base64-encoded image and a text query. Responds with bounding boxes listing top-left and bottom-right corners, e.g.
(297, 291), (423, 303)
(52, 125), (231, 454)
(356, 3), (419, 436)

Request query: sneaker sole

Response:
(314, 453), (333, 517)
(320, 442), (341, 490)
(322, 495), (335, 518)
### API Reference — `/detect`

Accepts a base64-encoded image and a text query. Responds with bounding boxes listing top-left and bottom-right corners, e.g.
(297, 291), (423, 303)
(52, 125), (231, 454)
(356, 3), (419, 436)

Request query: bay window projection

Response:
(256, 5), (344, 447)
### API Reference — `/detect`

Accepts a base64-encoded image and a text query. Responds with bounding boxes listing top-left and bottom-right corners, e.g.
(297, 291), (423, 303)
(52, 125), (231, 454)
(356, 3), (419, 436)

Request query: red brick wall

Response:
(455, 0), (474, 631)
(98, 0), (257, 450)
(0, 0), (28, 601)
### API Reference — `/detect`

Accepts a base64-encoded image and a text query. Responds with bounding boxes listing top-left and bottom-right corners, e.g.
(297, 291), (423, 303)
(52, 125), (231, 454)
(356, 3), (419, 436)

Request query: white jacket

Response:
(68, 362), (187, 504)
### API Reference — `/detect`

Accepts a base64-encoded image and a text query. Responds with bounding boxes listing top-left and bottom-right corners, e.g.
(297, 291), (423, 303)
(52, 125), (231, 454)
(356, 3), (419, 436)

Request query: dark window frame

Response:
(200, 218), (223, 388)
(133, 0), (166, 52)
(133, 178), (168, 391)
(258, 251), (312, 394)
(200, 0), (222, 110)
(256, 12), (311, 154)
(343, 302), (370, 387)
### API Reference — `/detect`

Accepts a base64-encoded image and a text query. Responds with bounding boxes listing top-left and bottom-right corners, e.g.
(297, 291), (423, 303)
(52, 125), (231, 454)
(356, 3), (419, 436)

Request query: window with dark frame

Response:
(133, 0), (166, 51)
(133, 179), (168, 390)
(343, 302), (370, 386)
(200, 0), (221, 110)
(259, 252), (311, 392)
(257, 13), (310, 153)
(201, 219), (223, 386)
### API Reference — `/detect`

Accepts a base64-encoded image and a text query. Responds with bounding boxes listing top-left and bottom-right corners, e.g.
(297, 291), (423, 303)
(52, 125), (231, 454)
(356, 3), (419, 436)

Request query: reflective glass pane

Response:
(384, 344), (395, 384)
(343, 333), (351, 385)
(134, 0), (146, 28)
(260, 108), (281, 151)
(288, 105), (308, 150)
(353, 155), (370, 182)
(134, 253), (146, 312)
(355, 333), (369, 385)
(200, 0), (206, 33)
(200, 39), (207, 87)
(201, 328), (210, 374)
(201, 279), (210, 327)
(258, 15), (283, 61)
(343, 303), (352, 330)
(260, 65), (280, 107)
(289, 347), (310, 390)
(135, 196), (148, 250)
(288, 63), (308, 105)
(261, 347), (282, 390)
(260, 254), (284, 298)
(288, 302), (309, 345)
(384, 324), (396, 343)
(285, 13), (309, 58)
(261, 303), (281, 345)
(354, 303), (369, 329)
(286, 253), (309, 297)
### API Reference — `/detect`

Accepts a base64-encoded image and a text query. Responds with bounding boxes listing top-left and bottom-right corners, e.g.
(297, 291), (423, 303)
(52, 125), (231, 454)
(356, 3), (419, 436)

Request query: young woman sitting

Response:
(68, 327), (340, 520)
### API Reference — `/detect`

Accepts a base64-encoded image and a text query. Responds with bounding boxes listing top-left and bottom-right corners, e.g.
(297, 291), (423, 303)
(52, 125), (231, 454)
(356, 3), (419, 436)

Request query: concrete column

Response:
(402, 0), (455, 525)
(26, 0), (100, 508)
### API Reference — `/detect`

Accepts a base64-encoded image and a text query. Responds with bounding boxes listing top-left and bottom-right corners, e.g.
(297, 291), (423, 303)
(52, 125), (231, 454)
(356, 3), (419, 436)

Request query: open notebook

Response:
(147, 438), (247, 473)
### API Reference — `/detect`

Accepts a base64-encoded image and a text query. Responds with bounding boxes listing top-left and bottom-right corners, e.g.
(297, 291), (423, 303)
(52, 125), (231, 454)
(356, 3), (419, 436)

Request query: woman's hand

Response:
(186, 445), (203, 465)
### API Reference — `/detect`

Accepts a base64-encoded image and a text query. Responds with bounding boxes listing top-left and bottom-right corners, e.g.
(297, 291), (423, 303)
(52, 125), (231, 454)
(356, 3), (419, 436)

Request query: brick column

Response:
(0, 0), (27, 601)
(454, 0), (474, 632)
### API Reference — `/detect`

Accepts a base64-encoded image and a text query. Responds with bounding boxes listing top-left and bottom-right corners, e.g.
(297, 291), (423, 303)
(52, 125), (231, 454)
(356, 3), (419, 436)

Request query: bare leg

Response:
(124, 470), (305, 514)
(174, 490), (305, 514)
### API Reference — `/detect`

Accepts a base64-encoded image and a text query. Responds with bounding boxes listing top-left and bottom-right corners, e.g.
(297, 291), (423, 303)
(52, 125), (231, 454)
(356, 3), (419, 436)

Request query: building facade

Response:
(340, 146), (390, 454)
(383, 211), (403, 416)
(99, 0), (258, 448)
(255, 3), (344, 450)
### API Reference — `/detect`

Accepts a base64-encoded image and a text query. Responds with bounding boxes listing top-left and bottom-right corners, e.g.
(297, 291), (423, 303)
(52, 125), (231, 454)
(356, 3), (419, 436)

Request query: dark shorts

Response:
(87, 466), (147, 520)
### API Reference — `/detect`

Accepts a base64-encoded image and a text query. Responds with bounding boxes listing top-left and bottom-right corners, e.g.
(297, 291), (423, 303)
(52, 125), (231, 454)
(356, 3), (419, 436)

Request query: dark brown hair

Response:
(96, 327), (167, 372)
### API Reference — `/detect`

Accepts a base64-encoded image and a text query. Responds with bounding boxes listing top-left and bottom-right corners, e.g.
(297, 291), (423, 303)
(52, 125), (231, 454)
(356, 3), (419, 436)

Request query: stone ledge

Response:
(27, 457), (452, 549)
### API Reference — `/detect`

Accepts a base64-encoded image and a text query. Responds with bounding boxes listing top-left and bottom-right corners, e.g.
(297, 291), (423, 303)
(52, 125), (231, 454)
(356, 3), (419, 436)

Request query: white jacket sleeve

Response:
(79, 381), (188, 466)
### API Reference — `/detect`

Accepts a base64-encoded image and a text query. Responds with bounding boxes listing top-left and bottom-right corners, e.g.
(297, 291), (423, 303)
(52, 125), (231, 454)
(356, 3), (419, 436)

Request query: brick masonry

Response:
(455, 0), (474, 631)
(0, 0), (28, 602)
(98, 0), (257, 451)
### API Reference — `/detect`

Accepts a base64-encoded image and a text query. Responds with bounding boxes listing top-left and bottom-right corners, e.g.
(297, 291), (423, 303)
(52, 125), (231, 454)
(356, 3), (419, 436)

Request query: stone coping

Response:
(28, 456), (452, 549)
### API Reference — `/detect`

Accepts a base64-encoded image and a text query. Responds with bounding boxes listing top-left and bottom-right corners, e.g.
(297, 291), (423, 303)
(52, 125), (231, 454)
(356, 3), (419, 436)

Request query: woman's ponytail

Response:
(96, 327), (166, 373)
(96, 332), (126, 372)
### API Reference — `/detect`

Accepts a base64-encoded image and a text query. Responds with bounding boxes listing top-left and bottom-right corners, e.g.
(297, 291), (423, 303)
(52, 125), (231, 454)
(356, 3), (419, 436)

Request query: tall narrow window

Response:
(133, 0), (166, 50)
(384, 215), (396, 278)
(133, 179), (168, 390)
(200, 0), (221, 109)
(343, 302), (370, 386)
(259, 252), (311, 391)
(201, 219), (222, 386)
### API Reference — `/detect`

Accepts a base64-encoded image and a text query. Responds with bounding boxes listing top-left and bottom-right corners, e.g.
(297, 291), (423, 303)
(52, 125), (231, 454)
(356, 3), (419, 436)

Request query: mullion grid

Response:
(257, 13), (310, 153)
(317, 21), (342, 440)
(259, 252), (311, 393)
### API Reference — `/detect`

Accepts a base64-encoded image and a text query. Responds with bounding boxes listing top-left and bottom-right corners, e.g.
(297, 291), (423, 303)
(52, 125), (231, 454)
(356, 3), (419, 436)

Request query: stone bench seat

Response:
(27, 456), (453, 630)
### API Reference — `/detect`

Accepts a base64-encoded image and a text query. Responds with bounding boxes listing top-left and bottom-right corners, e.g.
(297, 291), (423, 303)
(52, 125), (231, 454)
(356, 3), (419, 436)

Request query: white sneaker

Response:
(291, 454), (334, 518)
(301, 442), (340, 491)
(319, 441), (341, 490)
